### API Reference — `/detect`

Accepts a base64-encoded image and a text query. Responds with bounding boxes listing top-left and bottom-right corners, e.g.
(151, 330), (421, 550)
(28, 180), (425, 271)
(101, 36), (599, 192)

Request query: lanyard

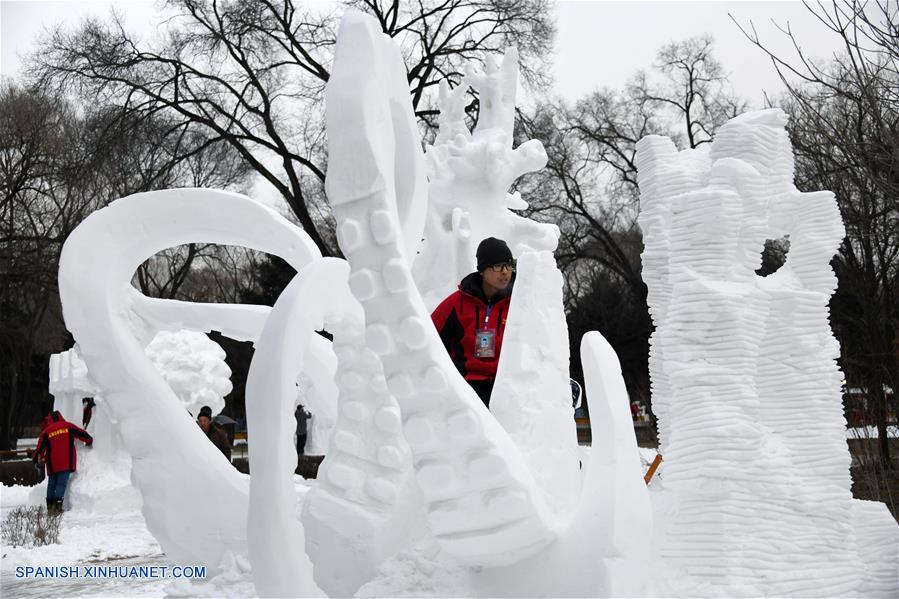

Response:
(484, 304), (491, 328)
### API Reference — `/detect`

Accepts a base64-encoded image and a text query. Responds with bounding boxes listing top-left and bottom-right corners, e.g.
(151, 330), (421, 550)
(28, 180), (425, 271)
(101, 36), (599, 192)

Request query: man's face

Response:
(482, 263), (513, 291)
(197, 416), (211, 432)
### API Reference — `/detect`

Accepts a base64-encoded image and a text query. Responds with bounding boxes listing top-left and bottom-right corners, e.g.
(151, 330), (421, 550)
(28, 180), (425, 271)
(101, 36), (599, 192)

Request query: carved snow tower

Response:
(636, 109), (898, 597)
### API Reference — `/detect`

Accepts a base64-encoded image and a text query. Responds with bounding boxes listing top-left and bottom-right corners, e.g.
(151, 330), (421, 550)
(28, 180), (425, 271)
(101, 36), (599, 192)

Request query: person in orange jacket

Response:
(32, 410), (93, 515)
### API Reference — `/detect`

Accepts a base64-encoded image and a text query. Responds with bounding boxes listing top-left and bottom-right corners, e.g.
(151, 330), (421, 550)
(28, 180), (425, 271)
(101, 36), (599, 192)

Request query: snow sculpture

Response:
(58, 189), (322, 571)
(326, 10), (556, 567)
(47, 345), (136, 512)
(491, 251), (581, 521)
(296, 333), (338, 454)
(48, 345), (98, 424)
(636, 109), (898, 597)
(54, 9), (897, 598)
(144, 329), (232, 417)
(412, 48), (559, 309)
(244, 259), (357, 597)
(313, 12), (650, 597)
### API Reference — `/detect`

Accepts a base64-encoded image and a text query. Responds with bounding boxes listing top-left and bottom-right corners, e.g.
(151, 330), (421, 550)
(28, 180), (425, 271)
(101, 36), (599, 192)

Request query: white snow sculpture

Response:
(326, 10), (556, 567)
(315, 11), (649, 597)
(48, 345), (98, 424)
(296, 333), (338, 454)
(412, 47), (560, 310)
(54, 8), (896, 598)
(244, 259), (358, 597)
(636, 109), (898, 597)
(144, 329), (232, 418)
(48, 345), (135, 511)
(58, 188), (321, 571)
(491, 251), (581, 522)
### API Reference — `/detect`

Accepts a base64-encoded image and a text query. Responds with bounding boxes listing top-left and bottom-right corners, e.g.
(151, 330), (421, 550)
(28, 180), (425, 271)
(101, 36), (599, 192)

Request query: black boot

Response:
(54, 499), (64, 515)
(45, 498), (54, 515)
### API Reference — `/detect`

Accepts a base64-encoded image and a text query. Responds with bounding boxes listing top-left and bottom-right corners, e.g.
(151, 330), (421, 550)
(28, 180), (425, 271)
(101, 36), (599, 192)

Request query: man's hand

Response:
(33, 461), (43, 472)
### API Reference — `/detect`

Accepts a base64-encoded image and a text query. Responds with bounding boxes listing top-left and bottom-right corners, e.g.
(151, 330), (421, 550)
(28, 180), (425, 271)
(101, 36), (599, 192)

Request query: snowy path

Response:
(1, 476), (315, 598)
(2, 555), (169, 598)
(1, 483), (168, 598)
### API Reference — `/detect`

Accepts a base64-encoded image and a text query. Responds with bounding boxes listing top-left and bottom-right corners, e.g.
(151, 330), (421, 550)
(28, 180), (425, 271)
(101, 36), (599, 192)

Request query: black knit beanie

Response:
(476, 237), (513, 272)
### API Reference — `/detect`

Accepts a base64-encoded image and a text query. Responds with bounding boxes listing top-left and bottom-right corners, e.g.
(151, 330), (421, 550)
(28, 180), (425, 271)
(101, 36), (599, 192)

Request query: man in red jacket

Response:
(431, 237), (516, 408)
(32, 410), (93, 515)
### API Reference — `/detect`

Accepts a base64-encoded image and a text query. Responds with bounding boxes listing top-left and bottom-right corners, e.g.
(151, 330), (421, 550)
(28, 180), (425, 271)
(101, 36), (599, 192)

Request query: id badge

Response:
(475, 329), (496, 358)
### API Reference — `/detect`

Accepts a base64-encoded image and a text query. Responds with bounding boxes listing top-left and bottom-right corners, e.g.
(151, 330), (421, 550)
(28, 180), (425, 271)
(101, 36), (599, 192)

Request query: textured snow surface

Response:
(48, 346), (99, 424)
(410, 42), (558, 310)
(636, 108), (898, 597)
(145, 329), (232, 417)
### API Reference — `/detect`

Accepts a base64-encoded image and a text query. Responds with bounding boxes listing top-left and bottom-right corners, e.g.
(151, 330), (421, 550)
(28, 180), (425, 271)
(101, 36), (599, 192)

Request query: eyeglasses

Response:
(488, 262), (516, 273)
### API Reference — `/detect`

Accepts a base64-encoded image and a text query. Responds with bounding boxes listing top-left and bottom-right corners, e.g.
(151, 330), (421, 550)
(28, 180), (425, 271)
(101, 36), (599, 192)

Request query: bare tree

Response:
(738, 0), (898, 467)
(0, 84), (84, 449)
(0, 81), (258, 448)
(30, 0), (555, 256)
(645, 35), (747, 149)
(517, 36), (746, 410)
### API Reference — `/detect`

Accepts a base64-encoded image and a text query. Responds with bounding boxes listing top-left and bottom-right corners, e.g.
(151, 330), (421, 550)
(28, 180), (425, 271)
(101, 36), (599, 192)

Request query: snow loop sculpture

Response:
(58, 189), (322, 571)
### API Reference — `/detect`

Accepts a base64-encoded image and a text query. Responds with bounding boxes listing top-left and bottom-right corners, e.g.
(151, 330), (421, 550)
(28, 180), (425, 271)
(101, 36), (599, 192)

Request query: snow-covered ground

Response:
(1, 473), (314, 598)
(1, 477), (165, 598)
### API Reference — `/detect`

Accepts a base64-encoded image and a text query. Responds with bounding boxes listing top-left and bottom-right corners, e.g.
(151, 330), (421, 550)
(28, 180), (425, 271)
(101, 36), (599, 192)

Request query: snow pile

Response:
(144, 329), (232, 417)
(63, 408), (138, 514)
(636, 109), (898, 597)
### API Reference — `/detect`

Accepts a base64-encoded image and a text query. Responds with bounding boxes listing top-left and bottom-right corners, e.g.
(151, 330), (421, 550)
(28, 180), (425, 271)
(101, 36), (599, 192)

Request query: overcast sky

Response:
(1, 0), (843, 107)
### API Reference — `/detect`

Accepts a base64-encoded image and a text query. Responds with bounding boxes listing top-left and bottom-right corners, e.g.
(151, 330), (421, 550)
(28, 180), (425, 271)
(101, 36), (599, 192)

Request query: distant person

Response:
(295, 404), (312, 456)
(32, 410), (93, 515)
(197, 405), (231, 461)
(82, 397), (96, 428)
(431, 237), (515, 408)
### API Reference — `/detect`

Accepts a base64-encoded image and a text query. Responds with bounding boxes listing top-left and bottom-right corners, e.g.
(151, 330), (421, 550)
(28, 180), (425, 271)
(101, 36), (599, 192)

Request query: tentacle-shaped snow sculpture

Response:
(472, 332), (651, 598)
(578, 332), (652, 596)
(245, 258), (355, 597)
(133, 295), (272, 343)
(325, 12), (557, 566)
(322, 15), (427, 263)
(301, 284), (422, 597)
(636, 109), (898, 597)
(413, 47), (560, 309)
(58, 188), (320, 569)
(491, 251), (581, 524)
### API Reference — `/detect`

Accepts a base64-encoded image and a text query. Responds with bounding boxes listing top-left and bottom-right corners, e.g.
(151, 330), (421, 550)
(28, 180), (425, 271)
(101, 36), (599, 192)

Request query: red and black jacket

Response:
(431, 272), (513, 381)
(33, 411), (93, 475)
